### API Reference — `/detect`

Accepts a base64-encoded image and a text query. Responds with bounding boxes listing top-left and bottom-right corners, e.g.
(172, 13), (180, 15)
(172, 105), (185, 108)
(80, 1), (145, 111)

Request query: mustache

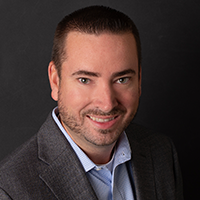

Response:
(82, 107), (126, 116)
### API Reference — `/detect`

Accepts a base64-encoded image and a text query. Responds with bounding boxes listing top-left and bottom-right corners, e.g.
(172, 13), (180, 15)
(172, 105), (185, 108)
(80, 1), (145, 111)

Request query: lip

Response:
(87, 115), (119, 129)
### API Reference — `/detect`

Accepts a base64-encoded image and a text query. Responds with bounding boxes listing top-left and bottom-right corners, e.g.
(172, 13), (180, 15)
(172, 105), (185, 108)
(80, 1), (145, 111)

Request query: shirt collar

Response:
(52, 107), (132, 173)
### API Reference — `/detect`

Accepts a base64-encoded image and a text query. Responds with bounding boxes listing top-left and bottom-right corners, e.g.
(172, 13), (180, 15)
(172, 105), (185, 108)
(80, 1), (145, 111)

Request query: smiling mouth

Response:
(88, 116), (116, 122)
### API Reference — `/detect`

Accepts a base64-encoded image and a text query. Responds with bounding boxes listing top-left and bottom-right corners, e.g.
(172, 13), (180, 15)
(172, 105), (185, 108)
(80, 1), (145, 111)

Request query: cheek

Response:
(61, 86), (90, 111)
(121, 89), (140, 109)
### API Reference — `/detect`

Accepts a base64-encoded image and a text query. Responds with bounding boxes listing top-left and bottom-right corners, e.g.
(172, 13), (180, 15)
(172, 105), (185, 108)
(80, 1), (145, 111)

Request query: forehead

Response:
(65, 31), (137, 52)
(62, 31), (138, 74)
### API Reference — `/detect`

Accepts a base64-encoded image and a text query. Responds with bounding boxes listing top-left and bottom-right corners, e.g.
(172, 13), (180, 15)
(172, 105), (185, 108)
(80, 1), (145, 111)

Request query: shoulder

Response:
(0, 132), (43, 198)
(0, 133), (39, 182)
(126, 122), (172, 145)
(0, 113), (78, 199)
(126, 124), (183, 199)
(0, 133), (38, 170)
(126, 122), (181, 179)
(0, 113), (56, 188)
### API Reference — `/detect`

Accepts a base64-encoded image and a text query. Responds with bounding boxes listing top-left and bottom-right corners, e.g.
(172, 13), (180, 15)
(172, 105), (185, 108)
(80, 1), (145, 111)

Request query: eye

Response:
(116, 77), (130, 84)
(78, 77), (90, 84)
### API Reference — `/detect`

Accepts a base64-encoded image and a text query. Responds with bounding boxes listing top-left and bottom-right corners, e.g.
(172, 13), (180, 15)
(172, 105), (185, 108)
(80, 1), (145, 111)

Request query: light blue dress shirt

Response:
(52, 107), (135, 200)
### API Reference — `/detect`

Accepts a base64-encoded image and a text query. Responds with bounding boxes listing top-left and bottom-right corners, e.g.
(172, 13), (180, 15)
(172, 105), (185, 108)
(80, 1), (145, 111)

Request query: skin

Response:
(48, 32), (141, 164)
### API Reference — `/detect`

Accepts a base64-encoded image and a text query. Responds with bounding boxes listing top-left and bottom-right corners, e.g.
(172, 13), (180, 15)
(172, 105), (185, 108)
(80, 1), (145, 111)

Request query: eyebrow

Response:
(71, 70), (101, 77)
(71, 68), (136, 77)
(112, 69), (136, 77)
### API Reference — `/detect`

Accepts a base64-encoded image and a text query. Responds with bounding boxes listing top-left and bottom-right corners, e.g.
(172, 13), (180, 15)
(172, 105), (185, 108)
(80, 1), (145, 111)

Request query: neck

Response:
(83, 143), (116, 165)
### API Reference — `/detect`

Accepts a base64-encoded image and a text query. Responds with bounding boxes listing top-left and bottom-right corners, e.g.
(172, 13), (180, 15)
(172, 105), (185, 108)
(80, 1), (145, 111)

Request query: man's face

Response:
(49, 32), (141, 152)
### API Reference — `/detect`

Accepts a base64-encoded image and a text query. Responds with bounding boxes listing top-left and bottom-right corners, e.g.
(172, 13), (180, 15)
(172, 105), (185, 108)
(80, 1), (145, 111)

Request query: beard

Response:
(57, 92), (138, 147)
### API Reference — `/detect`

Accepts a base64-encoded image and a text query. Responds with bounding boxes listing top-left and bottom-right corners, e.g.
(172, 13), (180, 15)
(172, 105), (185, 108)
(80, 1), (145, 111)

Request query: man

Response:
(0, 5), (183, 200)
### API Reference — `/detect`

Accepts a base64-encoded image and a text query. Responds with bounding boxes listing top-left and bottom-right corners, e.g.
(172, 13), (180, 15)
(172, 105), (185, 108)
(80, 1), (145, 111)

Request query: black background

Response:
(0, 0), (199, 199)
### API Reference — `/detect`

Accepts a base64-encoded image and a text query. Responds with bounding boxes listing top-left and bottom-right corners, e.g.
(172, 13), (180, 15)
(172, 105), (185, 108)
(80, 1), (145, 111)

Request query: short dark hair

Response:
(51, 5), (141, 77)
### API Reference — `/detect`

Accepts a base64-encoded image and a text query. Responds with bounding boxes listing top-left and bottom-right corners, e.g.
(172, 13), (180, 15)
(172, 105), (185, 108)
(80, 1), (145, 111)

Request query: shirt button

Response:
(96, 167), (102, 171)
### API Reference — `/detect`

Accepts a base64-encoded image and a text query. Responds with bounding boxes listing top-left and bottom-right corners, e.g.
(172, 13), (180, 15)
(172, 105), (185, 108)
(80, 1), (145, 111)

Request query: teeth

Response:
(89, 116), (114, 122)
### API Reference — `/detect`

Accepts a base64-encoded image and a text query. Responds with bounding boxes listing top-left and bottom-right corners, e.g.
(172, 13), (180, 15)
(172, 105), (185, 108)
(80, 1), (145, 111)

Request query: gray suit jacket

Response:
(0, 113), (183, 200)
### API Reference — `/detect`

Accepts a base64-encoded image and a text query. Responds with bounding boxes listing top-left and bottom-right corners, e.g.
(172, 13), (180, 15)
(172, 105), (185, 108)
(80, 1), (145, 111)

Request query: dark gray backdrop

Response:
(0, 0), (199, 199)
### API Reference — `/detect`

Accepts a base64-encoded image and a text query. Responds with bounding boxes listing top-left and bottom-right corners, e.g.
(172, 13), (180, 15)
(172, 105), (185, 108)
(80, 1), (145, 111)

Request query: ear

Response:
(48, 61), (59, 101)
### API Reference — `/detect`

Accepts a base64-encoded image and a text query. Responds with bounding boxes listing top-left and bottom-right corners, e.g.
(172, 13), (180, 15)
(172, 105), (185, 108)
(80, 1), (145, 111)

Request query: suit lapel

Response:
(37, 114), (97, 200)
(39, 148), (97, 200)
(130, 140), (156, 200)
(126, 123), (157, 200)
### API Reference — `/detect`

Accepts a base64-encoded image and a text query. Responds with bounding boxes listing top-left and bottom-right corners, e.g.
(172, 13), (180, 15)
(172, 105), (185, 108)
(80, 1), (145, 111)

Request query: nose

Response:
(93, 82), (118, 113)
